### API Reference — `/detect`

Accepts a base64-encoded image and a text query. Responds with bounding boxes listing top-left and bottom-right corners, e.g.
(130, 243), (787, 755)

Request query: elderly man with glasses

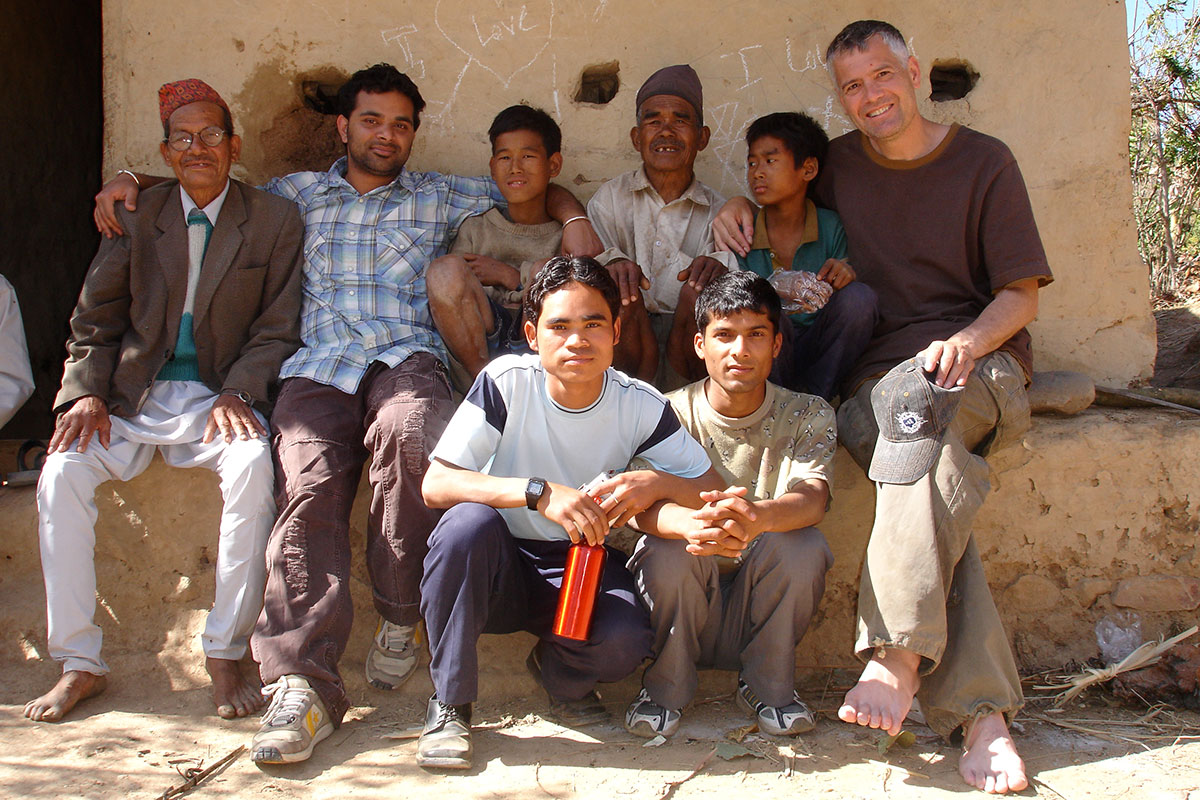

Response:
(24, 79), (304, 724)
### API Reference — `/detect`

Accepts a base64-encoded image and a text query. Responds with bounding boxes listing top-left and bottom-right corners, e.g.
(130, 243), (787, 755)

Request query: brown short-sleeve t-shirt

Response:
(813, 125), (1053, 390)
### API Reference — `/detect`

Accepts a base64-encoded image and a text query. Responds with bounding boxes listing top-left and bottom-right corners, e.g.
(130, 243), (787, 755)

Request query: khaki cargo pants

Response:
(836, 350), (1029, 736)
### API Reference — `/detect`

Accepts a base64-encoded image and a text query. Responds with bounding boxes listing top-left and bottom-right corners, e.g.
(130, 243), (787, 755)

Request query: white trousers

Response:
(36, 381), (275, 674)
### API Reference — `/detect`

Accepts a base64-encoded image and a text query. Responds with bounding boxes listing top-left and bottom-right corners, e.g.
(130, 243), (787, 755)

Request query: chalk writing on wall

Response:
(433, 0), (554, 89)
(707, 38), (855, 193)
(381, 25), (426, 79)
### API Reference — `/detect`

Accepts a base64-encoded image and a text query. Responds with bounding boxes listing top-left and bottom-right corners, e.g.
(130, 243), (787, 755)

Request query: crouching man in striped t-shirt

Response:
(417, 256), (722, 769)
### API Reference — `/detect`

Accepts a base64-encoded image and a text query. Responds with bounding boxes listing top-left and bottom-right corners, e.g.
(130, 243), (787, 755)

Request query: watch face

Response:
(526, 478), (546, 509)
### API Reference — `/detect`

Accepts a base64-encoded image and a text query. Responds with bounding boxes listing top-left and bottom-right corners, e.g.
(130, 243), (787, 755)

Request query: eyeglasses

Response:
(165, 126), (228, 151)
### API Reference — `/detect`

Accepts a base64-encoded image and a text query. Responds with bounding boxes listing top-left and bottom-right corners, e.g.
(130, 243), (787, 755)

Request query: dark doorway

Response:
(0, 0), (103, 439)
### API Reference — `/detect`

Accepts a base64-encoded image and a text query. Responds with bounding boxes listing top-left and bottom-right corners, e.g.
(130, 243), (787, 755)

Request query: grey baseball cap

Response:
(868, 357), (965, 484)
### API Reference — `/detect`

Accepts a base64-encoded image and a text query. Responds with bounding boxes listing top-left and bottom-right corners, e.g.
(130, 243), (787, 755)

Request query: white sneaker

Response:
(251, 675), (334, 764)
(735, 677), (815, 736)
(624, 688), (681, 737)
(365, 619), (422, 690)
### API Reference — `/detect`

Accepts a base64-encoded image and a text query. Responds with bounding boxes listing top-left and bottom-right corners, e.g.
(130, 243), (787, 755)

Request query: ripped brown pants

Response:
(253, 352), (452, 724)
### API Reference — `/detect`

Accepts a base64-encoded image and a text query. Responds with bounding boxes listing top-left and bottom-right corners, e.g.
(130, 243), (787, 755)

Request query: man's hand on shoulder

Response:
(605, 259), (650, 306)
(540, 482), (611, 546)
(545, 183), (603, 258)
(94, 173), (143, 239)
(677, 255), (727, 292)
(816, 258), (856, 290)
(203, 393), (267, 444)
(711, 196), (755, 257)
(51, 395), (111, 453)
(561, 218), (604, 259)
(462, 253), (521, 291)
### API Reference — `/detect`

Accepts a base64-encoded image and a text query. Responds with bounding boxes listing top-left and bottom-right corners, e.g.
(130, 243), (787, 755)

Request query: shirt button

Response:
(348, 290), (356, 296)
(655, 240), (662, 247)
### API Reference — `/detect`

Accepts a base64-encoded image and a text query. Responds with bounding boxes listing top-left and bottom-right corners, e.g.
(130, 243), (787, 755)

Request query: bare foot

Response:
(837, 648), (921, 736)
(23, 670), (108, 722)
(206, 657), (264, 719)
(959, 712), (1028, 794)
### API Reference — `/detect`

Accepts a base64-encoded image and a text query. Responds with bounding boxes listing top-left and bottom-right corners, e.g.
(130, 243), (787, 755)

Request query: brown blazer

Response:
(56, 179), (304, 417)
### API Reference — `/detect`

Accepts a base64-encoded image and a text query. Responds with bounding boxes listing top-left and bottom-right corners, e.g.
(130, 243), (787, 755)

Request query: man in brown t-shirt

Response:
(714, 19), (1051, 797)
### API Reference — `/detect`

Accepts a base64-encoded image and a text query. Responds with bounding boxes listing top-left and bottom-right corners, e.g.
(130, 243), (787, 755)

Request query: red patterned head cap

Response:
(158, 79), (230, 128)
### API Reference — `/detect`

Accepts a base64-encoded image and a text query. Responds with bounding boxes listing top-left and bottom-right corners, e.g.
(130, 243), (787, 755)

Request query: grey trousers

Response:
(628, 530), (833, 710)
(836, 350), (1029, 736)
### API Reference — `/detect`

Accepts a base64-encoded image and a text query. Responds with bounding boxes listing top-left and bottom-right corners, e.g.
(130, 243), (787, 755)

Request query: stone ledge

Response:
(1, 408), (1196, 700)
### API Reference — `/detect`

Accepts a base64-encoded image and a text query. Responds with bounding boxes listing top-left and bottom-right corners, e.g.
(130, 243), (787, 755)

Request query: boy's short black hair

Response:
(695, 271), (782, 334)
(337, 63), (426, 128)
(488, 104), (562, 156)
(746, 112), (829, 174)
(524, 256), (620, 325)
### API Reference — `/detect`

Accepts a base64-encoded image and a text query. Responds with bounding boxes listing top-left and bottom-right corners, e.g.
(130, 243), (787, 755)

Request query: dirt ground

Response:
(4, 657), (1200, 800)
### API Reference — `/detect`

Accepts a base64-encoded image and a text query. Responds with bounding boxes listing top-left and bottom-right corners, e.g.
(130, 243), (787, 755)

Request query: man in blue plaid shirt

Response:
(95, 63), (601, 764)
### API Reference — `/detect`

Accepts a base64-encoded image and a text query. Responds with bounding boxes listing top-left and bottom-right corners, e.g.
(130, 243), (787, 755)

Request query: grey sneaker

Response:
(417, 694), (473, 769)
(365, 619), (422, 690)
(735, 677), (815, 736)
(624, 688), (681, 738)
(251, 675), (334, 764)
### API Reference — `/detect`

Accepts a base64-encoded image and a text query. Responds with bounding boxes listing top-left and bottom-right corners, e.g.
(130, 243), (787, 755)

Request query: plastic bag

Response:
(768, 270), (833, 314)
(1095, 611), (1143, 663)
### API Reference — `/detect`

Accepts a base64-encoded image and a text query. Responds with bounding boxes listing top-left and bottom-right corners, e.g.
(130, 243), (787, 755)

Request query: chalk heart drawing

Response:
(434, 0), (554, 88)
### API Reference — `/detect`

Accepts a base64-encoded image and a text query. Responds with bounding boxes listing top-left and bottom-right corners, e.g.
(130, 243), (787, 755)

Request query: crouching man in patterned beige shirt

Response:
(625, 271), (835, 738)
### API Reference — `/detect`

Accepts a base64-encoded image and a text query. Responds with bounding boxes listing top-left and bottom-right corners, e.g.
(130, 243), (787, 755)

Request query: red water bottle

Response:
(552, 542), (606, 641)
(552, 471), (616, 641)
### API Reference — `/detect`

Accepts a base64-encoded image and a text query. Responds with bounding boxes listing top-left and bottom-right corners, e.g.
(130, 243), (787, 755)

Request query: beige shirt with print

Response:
(668, 379), (836, 502)
(667, 379), (837, 570)
(587, 168), (738, 314)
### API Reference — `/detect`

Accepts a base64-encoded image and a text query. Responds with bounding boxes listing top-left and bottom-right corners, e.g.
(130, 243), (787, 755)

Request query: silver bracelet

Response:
(561, 214), (589, 228)
(116, 169), (141, 188)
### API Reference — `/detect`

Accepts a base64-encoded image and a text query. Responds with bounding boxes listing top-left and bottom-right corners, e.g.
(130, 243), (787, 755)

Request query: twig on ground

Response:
(1031, 775), (1076, 800)
(534, 761), (566, 799)
(1027, 711), (1151, 750)
(817, 667), (836, 712)
(654, 746), (717, 800)
(865, 759), (928, 779)
(158, 745), (245, 800)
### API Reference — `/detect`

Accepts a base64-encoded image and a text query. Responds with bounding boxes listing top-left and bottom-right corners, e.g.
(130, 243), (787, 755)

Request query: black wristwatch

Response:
(525, 477), (547, 511)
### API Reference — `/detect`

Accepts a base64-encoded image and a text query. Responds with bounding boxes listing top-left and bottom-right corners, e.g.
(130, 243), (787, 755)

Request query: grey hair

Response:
(824, 20), (911, 85)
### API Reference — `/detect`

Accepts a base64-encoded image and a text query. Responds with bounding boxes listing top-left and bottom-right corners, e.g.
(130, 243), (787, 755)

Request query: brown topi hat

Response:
(868, 357), (965, 484)
(158, 79), (230, 128)
(635, 64), (703, 124)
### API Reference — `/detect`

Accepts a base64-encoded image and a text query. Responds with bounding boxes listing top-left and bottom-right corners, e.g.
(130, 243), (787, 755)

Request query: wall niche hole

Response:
(929, 60), (979, 102)
(575, 61), (620, 105)
(302, 80), (343, 115)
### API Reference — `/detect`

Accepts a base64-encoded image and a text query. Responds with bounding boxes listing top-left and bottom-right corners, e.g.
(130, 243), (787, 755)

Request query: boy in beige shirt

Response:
(428, 105), (573, 389)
